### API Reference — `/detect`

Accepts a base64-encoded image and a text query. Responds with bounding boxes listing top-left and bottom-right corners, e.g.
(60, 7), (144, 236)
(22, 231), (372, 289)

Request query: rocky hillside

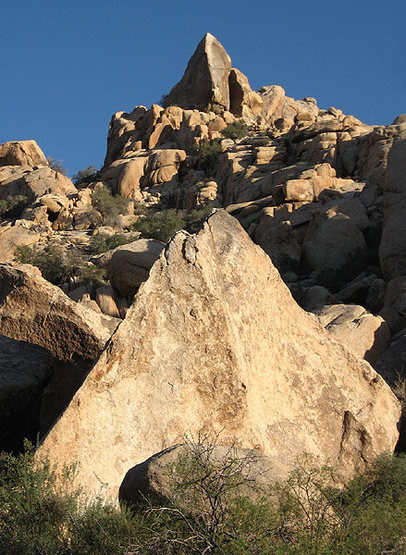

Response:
(0, 34), (405, 498)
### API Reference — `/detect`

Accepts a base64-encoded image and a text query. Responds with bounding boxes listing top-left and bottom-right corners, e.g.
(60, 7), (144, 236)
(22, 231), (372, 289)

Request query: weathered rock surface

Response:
(0, 140), (48, 168)
(0, 263), (116, 361)
(0, 223), (42, 262)
(119, 444), (286, 507)
(0, 335), (53, 451)
(93, 238), (165, 298)
(163, 33), (232, 112)
(314, 304), (390, 364)
(0, 165), (76, 203)
(39, 211), (400, 499)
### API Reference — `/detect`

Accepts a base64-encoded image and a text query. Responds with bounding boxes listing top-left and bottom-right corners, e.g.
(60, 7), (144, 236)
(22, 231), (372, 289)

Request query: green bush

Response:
(221, 121), (248, 140)
(91, 185), (130, 225)
(0, 445), (137, 554)
(75, 264), (107, 290)
(72, 165), (98, 185)
(0, 194), (28, 220)
(87, 232), (136, 255)
(15, 244), (82, 286)
(191, 140), (222, 175)
(0, 444), (405, 553)
(131, 205), (213, 243)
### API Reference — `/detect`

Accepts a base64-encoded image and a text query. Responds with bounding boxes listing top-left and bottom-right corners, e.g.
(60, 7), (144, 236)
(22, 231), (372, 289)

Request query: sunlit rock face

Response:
(39, 211), (400, 499)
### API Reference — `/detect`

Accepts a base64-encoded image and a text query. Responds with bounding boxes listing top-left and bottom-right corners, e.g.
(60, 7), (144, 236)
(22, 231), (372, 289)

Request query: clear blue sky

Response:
(1, 0), (405, 176)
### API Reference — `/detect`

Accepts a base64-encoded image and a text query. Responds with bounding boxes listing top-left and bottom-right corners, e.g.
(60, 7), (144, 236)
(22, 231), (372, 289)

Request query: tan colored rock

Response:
(39, 211), (400, 499)
(0, 140), (48, 168)
(229, 68), (263, 117)
(163, 33), (232, 112)
(284, 179), (314, 202)
(304, 209), (367, 286)
(93, 238), (164, 298)
(95, 285), (121, 318)
(0, 224), (41, 262)
(0, 165), (76, 203)
(144, 149), (186, 186)
(0, 263), (116, 361)
(117, 157), (148, 199)
(314, 304), (391, 364)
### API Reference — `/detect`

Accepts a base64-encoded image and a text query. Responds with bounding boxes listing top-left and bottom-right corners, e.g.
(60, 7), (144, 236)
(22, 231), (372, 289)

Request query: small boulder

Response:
(119, 444), (286, 507)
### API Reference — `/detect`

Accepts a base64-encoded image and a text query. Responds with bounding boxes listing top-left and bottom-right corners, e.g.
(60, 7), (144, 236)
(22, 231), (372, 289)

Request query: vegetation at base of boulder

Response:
(0, 194), (28, 220)
(91, 185), (130, 225)
(131, 205), (214, 243)
(72, 165), (98, 185)
(0, 445), (135, 555)
(190, 140), (223, 175)
(0, 444), (405, 554)
(47, 157), (67, 175)
(87, 232), (137, 256)
(220, 121), (249, 140)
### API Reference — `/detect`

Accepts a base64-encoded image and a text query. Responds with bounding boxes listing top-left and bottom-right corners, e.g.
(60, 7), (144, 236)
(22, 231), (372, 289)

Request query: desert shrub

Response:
(15, 244), (83, 285)
(91, 185), (130, 225)
(0, 194), (28, 220)
(76, 264), (107, 290)
(0, 446), (137, 554)
(131, 205), (213, 243)
(0, 446), (78, 554)
(87, 232), (136, 255)
(221, 121), (248, 140)
(191, 140), (222, 175)
(0, 443), (405, 553)
(72, 165), (98, 185)
(47, 157), (67, 175)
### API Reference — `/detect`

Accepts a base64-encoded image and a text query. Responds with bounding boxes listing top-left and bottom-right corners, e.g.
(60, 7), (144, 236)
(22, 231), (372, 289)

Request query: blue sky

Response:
(1, 0), (405, 176)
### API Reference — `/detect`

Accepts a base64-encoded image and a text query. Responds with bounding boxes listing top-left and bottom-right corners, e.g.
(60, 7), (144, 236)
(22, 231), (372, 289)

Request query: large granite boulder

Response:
(0, 263), (120, 436)
(0, 165), (76, 203)
(0, 140), (48, 168)
(0, 263), (115, 361)
(39, 211), (400, 499)
(93, 238), (165, 298)
(163, 33), (232, 112)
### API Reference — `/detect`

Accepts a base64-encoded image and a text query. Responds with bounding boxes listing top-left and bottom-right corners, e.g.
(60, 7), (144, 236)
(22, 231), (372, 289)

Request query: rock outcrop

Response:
(163, 33), (232, 113)
(0, 263), (116, 361)
(379, 130), (406, 279)
(39, 211), (400, 499)
(0, 140), (48, 168)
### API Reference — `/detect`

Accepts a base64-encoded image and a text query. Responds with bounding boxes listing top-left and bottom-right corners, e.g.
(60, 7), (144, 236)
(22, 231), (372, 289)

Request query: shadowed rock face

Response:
(163, 33), (232, 112)
(38, 211), (400, 499)
(0, 335), (52, 451)
(379, 132), (406, 279)
(0, 263), (116, 362)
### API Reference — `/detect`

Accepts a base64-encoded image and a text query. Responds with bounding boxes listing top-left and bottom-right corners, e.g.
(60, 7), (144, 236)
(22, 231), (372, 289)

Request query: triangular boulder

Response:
(39, 211), (400, 498)
(163, 33), (232, 112)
